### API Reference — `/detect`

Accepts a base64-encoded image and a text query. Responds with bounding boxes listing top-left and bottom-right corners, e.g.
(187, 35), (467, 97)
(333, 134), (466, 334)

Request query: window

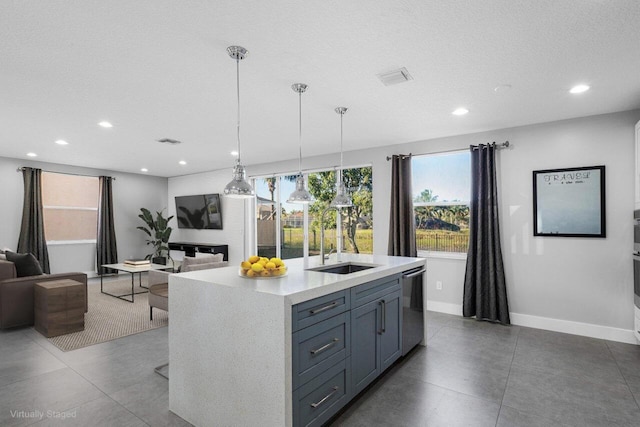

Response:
(253, 165), (373, 259)
(41, 172), (99, 243)
(411, 151), (470, 254)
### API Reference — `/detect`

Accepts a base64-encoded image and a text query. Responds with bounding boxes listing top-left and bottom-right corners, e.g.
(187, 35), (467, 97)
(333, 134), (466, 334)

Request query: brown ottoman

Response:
(34, 279), (85, 337)
(149, 283), (168, 320)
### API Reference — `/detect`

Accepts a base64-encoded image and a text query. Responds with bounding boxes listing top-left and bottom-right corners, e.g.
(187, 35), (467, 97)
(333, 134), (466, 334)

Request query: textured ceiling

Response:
(1, 0), (639, 177)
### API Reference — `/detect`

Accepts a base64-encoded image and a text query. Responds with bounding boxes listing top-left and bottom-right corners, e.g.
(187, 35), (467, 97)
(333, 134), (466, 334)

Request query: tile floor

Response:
(2, 309), (640, 426)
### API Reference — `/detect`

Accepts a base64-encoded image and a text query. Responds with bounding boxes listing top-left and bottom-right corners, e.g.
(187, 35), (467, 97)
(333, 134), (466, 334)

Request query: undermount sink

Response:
(307, 262), (378, 275)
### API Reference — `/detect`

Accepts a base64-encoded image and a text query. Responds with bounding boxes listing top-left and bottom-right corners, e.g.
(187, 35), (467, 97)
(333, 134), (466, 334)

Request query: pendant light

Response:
(223, 46), (255, 198)
(330, 107), (353, 207)
(287, 83), (314, 204)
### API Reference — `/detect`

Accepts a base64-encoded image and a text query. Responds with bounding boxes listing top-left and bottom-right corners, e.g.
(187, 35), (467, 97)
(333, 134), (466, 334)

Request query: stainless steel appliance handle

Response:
(310, 338), (339, 355)
(403, 268), (426, 279)
(309, 301), (337, 315)
(310, 386), (339, 408)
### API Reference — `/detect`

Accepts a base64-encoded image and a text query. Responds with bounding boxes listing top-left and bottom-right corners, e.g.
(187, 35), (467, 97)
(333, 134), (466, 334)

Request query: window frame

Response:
(412, 150), (470, 258)
(41, 172), (99, 245)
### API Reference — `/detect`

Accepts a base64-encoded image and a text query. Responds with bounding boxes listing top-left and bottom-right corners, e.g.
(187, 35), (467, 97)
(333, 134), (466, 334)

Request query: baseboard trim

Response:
(426, 301), (462, 316)
(426, 301), (637, 345)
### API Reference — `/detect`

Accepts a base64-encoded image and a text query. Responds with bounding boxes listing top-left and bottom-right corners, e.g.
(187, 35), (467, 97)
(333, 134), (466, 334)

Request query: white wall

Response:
(168, 170), (249, 264)
(0, 157), (168, 275)
(168, 109), (640, 342)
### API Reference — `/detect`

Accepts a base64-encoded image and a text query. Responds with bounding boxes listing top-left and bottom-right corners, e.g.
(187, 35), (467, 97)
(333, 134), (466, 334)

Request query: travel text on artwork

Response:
(544, 171), (591, 185)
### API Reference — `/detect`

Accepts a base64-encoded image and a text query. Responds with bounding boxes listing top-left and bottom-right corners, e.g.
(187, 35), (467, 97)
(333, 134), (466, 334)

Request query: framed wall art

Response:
(533, 165), (605, 238)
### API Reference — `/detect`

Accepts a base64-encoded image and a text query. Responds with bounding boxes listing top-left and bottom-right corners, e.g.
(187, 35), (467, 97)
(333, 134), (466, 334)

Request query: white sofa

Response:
(148, 253), (228, 320)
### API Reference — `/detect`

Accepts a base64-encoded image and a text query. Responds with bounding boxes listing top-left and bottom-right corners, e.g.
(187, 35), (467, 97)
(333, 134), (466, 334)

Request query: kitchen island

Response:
(168, 253), (426, 427)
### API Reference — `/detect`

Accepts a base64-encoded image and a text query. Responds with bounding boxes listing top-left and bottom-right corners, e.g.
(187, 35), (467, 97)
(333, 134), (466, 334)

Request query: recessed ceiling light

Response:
(27, 152), (37, 157)
(179, 160), (187, 165)
(452, 108), (469, 116)
(494, 84), (512, 93)
(141, 168), (148, 172)
(569, 84), (590, 94)
(98, 121), (113, 128)
(55, 139), (68, 145)
(230, 150), (239, 156)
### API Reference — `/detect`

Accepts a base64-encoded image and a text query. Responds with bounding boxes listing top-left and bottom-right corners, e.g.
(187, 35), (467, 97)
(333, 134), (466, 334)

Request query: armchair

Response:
(148, 254), (228, 320)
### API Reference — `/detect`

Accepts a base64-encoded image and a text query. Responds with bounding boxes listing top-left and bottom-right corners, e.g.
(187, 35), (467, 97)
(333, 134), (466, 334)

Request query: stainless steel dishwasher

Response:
(402, 266), (426, 355)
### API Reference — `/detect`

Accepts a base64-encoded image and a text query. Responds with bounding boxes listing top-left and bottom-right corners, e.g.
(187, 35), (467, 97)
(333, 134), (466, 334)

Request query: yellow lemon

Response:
(251, 263), (264, 273)
(246, 269), (256, 277)
(240, 261), (252, 269)
(240, 268), (249, 275)
(248, 255), (260, 264)
(260, 257), (269, 263)
(265, 262), (276, 270)
(270, 257), (283, 267)
(274, 266), (286, 276)
(260, 270), (271, 277)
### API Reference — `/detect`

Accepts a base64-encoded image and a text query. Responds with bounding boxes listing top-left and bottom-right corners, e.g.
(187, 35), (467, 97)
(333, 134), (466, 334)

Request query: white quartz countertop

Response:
(174, 253), (425, 305)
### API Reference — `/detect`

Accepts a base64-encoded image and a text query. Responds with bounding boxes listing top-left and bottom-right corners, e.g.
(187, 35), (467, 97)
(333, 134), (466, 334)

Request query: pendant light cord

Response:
(236, 56), (241, 166)
(298, 90), (302, 175)
(339, 111), (344, 186)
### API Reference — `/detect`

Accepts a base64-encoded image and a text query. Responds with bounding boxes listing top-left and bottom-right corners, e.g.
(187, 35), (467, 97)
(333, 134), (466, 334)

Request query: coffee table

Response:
(100, 263), (173, 303)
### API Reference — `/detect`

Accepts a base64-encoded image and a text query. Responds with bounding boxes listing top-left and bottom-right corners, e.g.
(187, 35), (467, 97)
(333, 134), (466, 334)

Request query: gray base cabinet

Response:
(351, 283), (402, 396)
(292, 274), (403, 427)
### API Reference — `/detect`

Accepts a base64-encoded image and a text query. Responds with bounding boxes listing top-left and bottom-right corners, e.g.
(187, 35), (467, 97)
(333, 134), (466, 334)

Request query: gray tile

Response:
(395, 345), (510, 402)
(502, 364), (640, 426)
(497, 405), (574, 427)
(607, 340), (640, 379)
(444, 316), (521, 342)
(513, 328), (624, 384)
(110, 374), (191, 427)
(424, 387), (500, 427)
(0, 341), (67, 388)
(30, 395), (147, 427)
(0, 368), (105, 427)
(426, 325), (517, 366)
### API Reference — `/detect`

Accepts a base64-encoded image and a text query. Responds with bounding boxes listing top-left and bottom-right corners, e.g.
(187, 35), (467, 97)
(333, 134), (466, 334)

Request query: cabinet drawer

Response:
(293, 358), (350, 427)
(351, 274), (401, 308)
(293, 290), (350, 331)
(293, 312), (350, 390)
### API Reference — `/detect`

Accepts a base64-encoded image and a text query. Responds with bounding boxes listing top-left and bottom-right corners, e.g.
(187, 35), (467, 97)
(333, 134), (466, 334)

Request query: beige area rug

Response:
(48, 276), (168, 352)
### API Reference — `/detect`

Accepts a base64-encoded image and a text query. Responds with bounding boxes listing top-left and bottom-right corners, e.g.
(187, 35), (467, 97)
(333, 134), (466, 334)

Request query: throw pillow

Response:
(5, 251), (44, 277)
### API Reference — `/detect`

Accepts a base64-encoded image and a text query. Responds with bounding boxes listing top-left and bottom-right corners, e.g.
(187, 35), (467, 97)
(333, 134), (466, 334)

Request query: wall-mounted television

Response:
(175, 194), (223, 229)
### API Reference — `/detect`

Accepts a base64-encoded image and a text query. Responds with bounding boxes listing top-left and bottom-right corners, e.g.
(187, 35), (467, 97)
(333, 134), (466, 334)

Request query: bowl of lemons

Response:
(239, 255), (287, 278)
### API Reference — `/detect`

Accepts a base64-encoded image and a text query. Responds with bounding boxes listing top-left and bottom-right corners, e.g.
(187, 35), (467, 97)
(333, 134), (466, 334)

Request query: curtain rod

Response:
(16, 167), (116, 180)
(386, 140), (510, 161)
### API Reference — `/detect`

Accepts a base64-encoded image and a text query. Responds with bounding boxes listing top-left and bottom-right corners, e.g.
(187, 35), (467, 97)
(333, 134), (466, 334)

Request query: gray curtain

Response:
(17, 167), (50, 273)
(97, 176), (118, 275)
(463, 144), (510, 324)
(388, 155), (422, 309)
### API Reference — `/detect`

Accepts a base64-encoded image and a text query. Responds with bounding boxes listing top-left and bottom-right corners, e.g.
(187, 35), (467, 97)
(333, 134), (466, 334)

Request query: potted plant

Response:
(137, 208), (174, 265)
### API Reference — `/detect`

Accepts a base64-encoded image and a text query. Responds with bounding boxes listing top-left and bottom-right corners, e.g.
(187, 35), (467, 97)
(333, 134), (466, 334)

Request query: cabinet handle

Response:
(381, 299), (386, 334)
(310, 338), (339, 355)
(310, 386), (339, 408)
(310, 301), (337, 315)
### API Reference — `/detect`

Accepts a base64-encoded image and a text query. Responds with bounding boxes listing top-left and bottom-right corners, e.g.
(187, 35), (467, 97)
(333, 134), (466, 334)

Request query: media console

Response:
(168, 242), (228, 261)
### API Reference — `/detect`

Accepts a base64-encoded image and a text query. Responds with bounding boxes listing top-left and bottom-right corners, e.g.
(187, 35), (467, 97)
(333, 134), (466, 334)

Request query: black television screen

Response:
(175, 194), (223, 229)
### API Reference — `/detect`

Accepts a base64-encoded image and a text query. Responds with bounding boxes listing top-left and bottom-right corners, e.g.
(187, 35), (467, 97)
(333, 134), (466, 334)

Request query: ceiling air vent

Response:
(157, 138), (182, 145)
(377, 67), (413, 86)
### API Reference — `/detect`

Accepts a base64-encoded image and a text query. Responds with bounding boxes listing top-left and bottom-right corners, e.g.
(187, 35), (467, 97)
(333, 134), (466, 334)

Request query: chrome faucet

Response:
(319, 206), (339, 265)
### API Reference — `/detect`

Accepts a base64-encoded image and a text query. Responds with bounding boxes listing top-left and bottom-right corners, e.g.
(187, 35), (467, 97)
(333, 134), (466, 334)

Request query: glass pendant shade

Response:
(223, 45), (255, 198)
(330, 107), (353, 208)
(287, 83), (314, 204)
(287, 174), (314, 204)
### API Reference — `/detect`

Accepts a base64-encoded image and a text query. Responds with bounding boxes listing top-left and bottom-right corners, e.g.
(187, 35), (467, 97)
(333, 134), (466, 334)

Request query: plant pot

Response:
(152, 256), (167, 265)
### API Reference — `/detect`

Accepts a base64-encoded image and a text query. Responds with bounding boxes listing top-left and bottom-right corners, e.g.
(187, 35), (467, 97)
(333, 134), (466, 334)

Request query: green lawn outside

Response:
(277, 227), (469, 255)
